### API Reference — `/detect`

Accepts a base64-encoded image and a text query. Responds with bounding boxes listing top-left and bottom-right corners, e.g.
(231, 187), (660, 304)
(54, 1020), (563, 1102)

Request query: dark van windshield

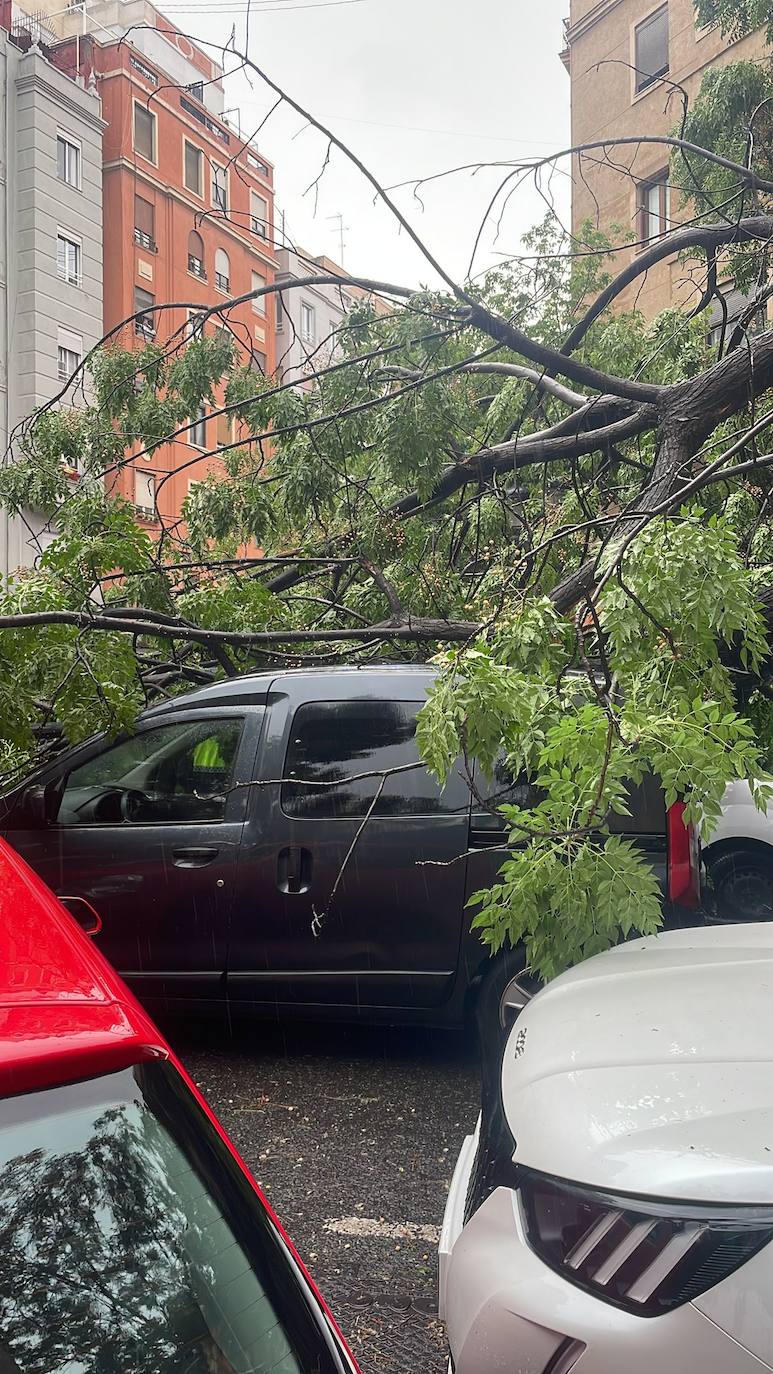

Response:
(0, 1062), (348, 1374)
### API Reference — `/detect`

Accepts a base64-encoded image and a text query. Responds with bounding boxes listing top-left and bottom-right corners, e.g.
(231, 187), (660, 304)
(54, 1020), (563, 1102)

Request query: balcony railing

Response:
(188, 255), (207, 279)
(135, 317), (156, 342)
(215, 272), (230, 293)
(134, 227), (158, 253)
(251, 216), (268, 239)
(180, 95), (230, 145)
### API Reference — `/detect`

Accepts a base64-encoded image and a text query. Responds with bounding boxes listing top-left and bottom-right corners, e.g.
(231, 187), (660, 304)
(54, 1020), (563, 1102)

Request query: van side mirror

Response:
(12, 783), (58, 829)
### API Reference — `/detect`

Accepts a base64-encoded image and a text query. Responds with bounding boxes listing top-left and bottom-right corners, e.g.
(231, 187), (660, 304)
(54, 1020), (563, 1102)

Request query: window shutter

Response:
(135, 195), (154, 237)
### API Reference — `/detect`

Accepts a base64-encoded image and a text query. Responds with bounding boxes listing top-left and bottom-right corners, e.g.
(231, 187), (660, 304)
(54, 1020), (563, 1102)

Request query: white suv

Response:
(440, 924), (773, 1373)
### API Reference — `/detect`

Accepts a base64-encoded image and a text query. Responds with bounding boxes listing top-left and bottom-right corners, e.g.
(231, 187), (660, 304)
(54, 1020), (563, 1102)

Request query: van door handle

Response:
(277, 846), (312, 894)
(468, 822), (512, 849)
(172, 846), (219, 868)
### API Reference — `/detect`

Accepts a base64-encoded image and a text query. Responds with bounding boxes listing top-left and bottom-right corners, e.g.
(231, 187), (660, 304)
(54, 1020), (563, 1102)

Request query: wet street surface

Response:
(176, 1018), (480, 1374)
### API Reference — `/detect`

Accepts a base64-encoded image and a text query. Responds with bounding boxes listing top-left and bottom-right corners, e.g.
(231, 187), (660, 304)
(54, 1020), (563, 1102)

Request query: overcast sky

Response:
(159, 0), (570, 288)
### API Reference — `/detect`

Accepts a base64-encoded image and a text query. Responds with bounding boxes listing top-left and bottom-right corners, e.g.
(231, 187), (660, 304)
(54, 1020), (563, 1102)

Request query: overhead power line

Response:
(160, 0), (369, 11)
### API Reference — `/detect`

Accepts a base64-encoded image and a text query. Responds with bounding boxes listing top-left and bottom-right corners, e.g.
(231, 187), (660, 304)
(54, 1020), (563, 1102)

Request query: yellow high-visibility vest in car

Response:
(192, 737), (226, 769)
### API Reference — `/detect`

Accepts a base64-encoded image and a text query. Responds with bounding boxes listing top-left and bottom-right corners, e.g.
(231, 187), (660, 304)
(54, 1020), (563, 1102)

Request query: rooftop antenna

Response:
(326, 212), (348, 267)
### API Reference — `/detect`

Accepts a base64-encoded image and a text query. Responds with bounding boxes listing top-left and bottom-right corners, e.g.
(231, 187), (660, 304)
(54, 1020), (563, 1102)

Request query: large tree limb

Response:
(562, 215), (773, 356)
(550, 326), (773, 613)
(393, 403), (655, 517)
(467, 302), (664, 404)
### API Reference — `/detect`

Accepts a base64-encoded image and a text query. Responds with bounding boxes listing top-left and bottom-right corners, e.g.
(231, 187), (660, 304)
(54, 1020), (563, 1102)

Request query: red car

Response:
(0, 838), (359, 1374)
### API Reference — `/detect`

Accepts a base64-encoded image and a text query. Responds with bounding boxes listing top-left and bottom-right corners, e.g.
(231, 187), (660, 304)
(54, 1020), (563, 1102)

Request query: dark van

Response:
(1, 665), (703, 1041)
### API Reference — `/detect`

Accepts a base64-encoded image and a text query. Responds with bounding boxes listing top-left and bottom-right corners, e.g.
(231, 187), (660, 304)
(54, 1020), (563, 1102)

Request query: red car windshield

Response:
(0, 1061), (349, 1374)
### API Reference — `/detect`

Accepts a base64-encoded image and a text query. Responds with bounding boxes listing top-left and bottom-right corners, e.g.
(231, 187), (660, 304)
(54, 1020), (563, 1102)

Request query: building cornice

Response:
(564, 0), (627, 46)
(102, 156), (277, 270)
(14, 65), (107, 134)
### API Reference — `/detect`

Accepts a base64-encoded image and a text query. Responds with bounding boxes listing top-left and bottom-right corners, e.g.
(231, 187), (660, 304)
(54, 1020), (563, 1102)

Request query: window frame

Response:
(211, 160), (229, 213)
(633, 3), (669, 96)
(251, 269), (267, 314)
(183, 139), (204, 197)
(636, 169), (670, 244)
(56, 230), (82, 286)
(55, 332), (81, 387)
(134, 285), (156, 341)
(186, 307), (206, 340)
(214, 247), (230, 294)
(56, 132), (81, 189)
(133, 467), (157, 520)
(54, 716), (247, 828)
(250, 190), (268, 239)
(189, 405), (207, 449)
(187, 229), (206, 279)
(300, 300), (316, 345)
(132, 100), (157, 163)
(134, 194), (156, 252)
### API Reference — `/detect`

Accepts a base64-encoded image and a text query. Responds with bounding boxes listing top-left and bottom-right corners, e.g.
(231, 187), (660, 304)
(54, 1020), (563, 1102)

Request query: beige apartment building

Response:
(562, 0), (768, 319)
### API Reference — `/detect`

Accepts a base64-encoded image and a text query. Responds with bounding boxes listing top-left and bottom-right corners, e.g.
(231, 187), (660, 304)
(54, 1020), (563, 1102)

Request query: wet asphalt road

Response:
(175, 1018), (480, 1374)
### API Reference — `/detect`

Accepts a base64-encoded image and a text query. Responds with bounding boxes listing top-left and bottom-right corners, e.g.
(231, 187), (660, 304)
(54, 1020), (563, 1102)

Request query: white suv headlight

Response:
(519, 1168), (773, 1317)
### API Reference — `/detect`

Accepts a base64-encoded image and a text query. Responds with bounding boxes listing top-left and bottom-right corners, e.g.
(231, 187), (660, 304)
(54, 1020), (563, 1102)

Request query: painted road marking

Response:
(324, 1216), (441, 1244)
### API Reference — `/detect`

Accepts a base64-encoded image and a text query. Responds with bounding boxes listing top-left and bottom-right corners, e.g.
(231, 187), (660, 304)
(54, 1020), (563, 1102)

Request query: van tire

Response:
(464, 946), (535, 1222)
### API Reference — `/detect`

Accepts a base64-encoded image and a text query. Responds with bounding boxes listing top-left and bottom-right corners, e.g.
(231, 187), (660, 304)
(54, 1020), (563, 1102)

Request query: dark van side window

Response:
(57, 719), (244, 826)
(281, 700), (465, 819)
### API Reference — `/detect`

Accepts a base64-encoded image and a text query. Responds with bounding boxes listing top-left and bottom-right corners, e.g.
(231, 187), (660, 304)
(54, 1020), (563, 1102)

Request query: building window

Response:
(637, 171), (670, 242)
(134, 468), (156, 519)
(251, 270), (267, 314)
(708, 287), (769, 349)
(184, 141), (203, 196)
(56, 134), (81, 189)
(188, 230), (206, 279)
(133, 103), (156, 161)
(276, 291), (284, 330)
(57, 328), (82, 383)
(212, 163), (228, 213)
(186, 80), (204, 101)
(189, 407), (207, 449)
(300, 301), (315, 344)
(134, 286), (156, 341)
(634, 5), (669, 93)
(217, 410), (234, 447)
(134, 195), (156, 252)
(186, 308), (206, 340)
(215, 248), (230, 294)
(247, 150), (270, 177)
(250, 191), (268, 239)
(56, 232), (81, 285)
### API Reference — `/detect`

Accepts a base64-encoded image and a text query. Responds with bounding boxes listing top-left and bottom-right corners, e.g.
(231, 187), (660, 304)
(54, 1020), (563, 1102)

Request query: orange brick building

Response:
(47, 3), (277, 534)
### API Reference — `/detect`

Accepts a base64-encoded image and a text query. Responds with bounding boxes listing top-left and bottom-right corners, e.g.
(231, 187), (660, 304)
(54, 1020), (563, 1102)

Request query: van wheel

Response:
(707, 846), (773, 922)
(464, 947), (539, 1222)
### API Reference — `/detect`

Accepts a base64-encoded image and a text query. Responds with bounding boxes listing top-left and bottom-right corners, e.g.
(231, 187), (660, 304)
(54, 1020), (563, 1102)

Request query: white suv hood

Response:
(501, 924), (773, 1203)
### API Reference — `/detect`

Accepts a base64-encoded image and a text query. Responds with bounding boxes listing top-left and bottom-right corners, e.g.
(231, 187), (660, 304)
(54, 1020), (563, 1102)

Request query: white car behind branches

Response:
(704, 779), (773, 920)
